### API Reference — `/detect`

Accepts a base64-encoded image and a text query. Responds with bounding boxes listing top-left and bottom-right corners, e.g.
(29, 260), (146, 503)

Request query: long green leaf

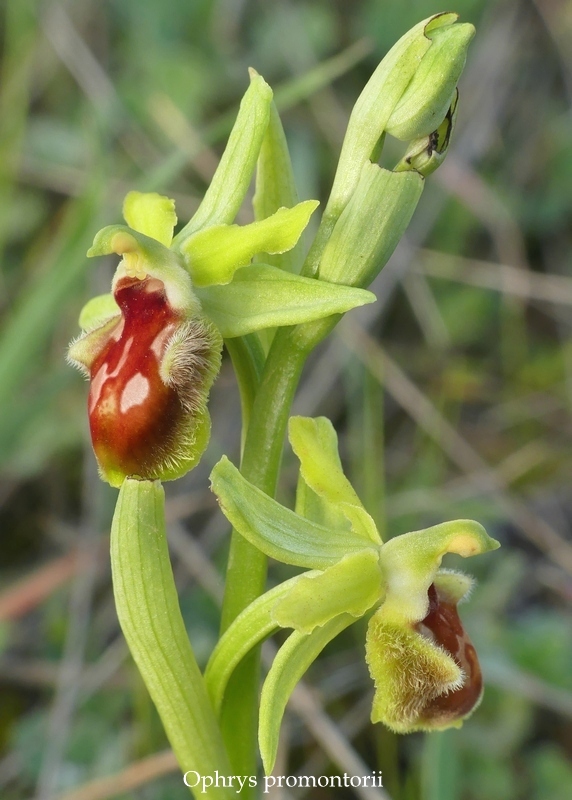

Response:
(111, 480), (232, 798)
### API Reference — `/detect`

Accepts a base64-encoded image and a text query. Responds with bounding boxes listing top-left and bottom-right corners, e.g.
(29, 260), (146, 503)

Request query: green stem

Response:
(111, 479), (233, 798)
(219, 316), (338, 782)
(224, 334), (266, 452)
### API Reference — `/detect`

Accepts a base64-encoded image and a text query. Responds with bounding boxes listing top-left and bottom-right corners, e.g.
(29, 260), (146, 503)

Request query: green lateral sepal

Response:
(259, 615), (355, 775)
(210, 456), (375, 568)
(196, 265), (375, 338)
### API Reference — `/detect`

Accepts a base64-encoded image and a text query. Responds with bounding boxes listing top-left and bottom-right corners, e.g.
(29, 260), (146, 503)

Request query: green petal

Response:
(259, 615), (354, 774)
(272, 549), (381, 633)
(173, 70), (273, 244)
(122, 191), (177, 247)
(181, 200), (319, 287)
(204, 578), (302, 715)
(78, 292), (119, 330)
(379, 519), (500, 624)
(289, 416), (381, 544)
(210, 456), (374, 569)
(196, 264), (375, 338)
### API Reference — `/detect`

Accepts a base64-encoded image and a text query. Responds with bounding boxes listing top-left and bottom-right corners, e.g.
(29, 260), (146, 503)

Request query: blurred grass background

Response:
(1, 0), (572, 798)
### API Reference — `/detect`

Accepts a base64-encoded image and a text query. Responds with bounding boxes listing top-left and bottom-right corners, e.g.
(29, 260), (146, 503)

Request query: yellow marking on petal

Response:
(111, 231), (138, 254)
(449, 535), (481, 557)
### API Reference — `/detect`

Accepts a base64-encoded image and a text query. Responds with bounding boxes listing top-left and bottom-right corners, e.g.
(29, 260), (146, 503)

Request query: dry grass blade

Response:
(53, 750), (178, 800)
(418, 249), (572, 306)
(0, 551), (83, 622)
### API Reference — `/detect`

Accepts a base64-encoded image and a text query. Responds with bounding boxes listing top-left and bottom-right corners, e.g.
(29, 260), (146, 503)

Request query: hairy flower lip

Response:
(88, 275), (184, 483)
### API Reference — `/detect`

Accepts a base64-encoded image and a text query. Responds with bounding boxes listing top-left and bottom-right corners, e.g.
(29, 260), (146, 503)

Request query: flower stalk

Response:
(67, 12), (481, 795)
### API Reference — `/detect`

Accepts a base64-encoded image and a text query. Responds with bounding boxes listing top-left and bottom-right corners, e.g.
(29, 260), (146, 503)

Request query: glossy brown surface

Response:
(88, 277), (183, 480)
(419, 583), (483, 724)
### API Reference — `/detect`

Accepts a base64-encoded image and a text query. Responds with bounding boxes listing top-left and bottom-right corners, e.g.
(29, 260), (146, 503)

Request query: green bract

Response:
(303, 13), (475, 283)
(208, 416), (499, 773)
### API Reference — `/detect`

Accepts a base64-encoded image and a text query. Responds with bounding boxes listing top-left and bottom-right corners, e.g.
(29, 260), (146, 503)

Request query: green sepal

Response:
(78, 292), (119, 331)
(181, 200), (319, 287)
(385, 21), (474, 141)
(289, 416), (380, 544)
(259, 614), (355, 775)
(122, 191), (177, 247)
(272, 549), (381, 633)
(379, 519), (500, 624)
(318, 163), (424, 288)
(196, 264), (375, 338)
(210, 456), (375, 569)
(173, 70), (273, 244)
(253, 101), (302, 274)
(204, 578), (301, 715)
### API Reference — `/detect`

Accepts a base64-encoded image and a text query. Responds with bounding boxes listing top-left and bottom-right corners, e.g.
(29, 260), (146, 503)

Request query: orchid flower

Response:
(68, 71), (375, 487)
(207, 416), (499, 773)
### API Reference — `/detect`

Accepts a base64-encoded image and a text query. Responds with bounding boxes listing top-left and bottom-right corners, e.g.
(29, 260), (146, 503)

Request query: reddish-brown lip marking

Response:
(419, 582), (483, 722)
(88, 276), (183, 480)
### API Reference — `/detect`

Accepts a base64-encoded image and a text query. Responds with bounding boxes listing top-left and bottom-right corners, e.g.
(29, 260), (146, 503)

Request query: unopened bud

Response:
(394, 91), (459, 177)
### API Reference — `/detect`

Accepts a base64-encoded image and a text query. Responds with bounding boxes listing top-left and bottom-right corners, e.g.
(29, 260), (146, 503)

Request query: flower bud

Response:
(385, 20), (474, 141)
(68, 227), (221, 487)
(394, 91), (459, 178)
